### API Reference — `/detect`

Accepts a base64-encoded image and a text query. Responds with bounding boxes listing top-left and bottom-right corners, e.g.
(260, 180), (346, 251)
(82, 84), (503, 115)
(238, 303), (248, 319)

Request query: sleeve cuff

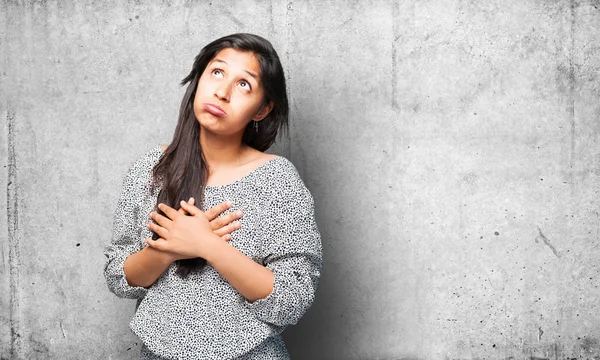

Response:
(105, 252), (148, 299)
(244, 265), (305, 327)
(245, 266), (282, 313)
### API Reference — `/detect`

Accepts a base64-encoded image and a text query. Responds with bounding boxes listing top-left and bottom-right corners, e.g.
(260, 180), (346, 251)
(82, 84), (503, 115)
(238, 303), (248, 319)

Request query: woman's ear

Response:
(252, 101), (274, 121)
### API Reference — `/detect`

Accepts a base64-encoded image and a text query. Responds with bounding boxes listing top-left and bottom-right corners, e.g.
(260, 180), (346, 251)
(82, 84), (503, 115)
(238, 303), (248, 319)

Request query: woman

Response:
(103, 33), (322, 359)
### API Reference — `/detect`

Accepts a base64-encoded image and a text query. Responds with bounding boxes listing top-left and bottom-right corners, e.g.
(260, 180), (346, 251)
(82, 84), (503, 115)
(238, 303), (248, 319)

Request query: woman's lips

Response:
(204, 103), (227, 117)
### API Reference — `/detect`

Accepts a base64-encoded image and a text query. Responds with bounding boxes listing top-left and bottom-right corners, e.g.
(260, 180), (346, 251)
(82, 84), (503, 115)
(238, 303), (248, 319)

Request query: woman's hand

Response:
(145, 198), (243, 261)
(179, 198), (243, 242)
(202, 199), (243, 242)
(145, 202), (224, 261)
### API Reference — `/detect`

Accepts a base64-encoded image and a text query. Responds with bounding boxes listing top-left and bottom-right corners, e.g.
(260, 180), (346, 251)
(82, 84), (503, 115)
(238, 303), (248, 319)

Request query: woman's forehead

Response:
(209, 48), (261, 78)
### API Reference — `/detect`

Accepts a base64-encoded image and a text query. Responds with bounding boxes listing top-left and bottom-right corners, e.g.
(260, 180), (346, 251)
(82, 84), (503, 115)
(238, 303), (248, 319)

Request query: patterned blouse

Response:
(103, 146), (322, 360)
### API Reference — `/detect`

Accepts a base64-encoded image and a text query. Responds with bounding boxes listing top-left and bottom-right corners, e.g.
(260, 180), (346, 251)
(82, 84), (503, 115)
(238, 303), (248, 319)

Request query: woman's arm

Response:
(123, 198), (194, 288)
(123, 246), (175, 288)
(104, 154), (152, 299)
(126, 199), (243, 288)
(205, 238), (274, 302)
(145, 202), (274, 301)
(135, 240), (275, 301)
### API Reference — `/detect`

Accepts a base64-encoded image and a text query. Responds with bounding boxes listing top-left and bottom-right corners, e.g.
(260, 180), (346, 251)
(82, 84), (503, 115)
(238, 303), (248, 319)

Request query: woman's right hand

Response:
(179, 198), (242, 242)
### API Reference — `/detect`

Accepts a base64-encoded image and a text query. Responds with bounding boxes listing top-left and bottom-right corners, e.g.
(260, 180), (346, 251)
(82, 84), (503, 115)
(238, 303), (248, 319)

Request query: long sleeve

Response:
(103, 157), (150, 299)
(246, 164), (323, 327)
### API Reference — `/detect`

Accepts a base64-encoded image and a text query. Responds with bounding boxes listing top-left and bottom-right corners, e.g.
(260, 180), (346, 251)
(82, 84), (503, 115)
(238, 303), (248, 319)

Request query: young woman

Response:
(103, 33), (322, 359)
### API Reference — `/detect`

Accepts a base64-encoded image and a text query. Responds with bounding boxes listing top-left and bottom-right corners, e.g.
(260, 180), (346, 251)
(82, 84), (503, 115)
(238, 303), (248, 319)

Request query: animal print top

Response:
(103, 146), (322, 360)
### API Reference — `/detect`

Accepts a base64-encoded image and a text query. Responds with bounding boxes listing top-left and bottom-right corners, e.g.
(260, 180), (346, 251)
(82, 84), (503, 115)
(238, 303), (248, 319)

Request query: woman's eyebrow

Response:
(244, 70), (258, 81)
(211, 58), (258, 80)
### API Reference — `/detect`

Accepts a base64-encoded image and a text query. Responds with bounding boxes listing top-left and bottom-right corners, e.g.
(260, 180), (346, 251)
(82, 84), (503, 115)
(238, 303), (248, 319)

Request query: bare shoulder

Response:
(246, 148), (280, 165)
(160, 145), (168, 151)
(262, 153), (280, 161)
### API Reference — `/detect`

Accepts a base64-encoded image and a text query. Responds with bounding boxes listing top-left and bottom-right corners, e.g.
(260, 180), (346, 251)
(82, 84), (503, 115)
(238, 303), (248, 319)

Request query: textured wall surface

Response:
(2, 1), (600, 359)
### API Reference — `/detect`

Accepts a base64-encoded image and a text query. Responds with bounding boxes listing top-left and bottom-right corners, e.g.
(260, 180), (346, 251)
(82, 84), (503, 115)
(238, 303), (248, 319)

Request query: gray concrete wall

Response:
(2, 0), (600, 359)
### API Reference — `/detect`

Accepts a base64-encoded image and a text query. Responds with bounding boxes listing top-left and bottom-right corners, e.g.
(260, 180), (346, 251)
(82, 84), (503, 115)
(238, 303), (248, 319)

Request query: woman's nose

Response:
(215, 82), (231, 102)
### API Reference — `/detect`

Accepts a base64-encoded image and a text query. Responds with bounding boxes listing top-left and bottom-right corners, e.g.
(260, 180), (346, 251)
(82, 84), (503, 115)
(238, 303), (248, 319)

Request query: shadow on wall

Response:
(444, 336), (600, 360)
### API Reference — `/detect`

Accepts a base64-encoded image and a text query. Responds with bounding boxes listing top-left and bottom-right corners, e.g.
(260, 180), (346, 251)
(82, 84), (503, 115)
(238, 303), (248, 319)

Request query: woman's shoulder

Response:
(256, 155), (313, 199)
(258, 153), (300, 180)
(134, 145), (164, 167)
(239, 148), (296, 181)
(116, 146), (163, 199)
(124, 145), (164, 181)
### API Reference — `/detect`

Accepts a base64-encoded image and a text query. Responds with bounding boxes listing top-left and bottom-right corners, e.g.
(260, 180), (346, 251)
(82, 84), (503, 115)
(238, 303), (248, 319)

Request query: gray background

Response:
(2, 0), (600, 359)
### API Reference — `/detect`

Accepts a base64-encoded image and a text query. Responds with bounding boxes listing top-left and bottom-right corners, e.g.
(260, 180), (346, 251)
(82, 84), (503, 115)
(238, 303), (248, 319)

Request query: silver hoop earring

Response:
(254, 120), (259, 133)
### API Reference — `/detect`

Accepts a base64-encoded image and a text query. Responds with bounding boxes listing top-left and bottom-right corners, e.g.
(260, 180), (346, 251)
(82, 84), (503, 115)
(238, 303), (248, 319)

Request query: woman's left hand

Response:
(145, 201), (221, 260)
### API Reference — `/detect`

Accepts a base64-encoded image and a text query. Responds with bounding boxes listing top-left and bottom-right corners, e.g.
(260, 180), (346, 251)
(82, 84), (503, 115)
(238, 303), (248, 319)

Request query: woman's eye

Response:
(212, 69), (223, 78)
(239, 81), (251, 91)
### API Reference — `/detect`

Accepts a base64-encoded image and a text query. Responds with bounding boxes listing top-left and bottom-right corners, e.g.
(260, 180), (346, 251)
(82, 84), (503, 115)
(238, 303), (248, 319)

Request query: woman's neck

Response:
(199, 128), (250, 169)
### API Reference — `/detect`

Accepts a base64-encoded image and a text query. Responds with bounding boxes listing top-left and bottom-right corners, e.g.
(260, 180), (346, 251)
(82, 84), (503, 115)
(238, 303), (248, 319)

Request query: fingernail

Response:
(190, 197), (194, 202)
(226, 201), (233, 206)
(236, 210), (243, 217)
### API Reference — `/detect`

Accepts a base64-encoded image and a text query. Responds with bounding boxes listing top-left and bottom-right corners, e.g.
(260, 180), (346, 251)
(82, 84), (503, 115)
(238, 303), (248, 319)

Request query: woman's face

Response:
(193, 48), (273, 138)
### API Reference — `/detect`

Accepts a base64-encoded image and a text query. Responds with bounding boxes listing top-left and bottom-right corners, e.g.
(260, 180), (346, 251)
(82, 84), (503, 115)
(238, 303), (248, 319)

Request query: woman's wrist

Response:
(144, 245), (178, 265)
(202, 233), (229, 263)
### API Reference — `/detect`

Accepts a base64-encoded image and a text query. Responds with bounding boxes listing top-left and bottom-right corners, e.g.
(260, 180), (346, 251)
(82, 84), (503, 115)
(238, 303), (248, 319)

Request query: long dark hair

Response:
(151, 33), (289, 277)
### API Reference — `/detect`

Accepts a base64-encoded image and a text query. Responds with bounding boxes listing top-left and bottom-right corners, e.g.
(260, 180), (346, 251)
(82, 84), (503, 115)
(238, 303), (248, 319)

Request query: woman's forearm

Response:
(123, 246), (174, 288)
(205, 236), (274, 302)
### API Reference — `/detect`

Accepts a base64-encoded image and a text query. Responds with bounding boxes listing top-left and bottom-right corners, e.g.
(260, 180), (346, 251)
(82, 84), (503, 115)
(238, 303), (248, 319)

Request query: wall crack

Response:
(536, 227), (560, 259)
(7, 109), (19, 358)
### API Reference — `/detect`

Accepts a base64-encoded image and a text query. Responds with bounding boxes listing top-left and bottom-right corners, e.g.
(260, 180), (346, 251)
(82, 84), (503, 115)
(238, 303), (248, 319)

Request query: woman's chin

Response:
(197, 116), (222, 130)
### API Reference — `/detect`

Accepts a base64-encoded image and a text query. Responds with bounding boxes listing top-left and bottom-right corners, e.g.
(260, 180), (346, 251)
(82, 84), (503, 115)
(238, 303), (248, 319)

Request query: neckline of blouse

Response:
(155, 146), (282, 190)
